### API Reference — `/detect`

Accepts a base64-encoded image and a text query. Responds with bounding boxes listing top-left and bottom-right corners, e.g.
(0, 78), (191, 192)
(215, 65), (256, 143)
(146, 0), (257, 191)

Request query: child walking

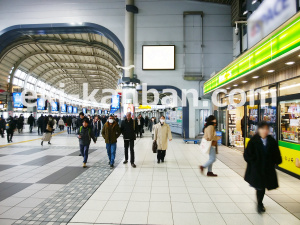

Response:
(78, 118), (97, 168)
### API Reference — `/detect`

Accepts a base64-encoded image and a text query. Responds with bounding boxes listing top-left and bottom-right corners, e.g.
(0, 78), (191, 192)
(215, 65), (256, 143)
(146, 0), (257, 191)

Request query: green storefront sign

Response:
(204, 13), (300, 94)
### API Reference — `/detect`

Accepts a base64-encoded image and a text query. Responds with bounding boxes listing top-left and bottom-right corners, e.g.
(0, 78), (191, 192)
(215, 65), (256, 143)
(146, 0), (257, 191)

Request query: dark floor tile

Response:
(0, 182), (32, 201)
(14, 148), (47, 155)
(22, 156), (63, 166)
(0, 165), (15, 171)
(67, 149), (97, 156)
(37, 167), (88, 184)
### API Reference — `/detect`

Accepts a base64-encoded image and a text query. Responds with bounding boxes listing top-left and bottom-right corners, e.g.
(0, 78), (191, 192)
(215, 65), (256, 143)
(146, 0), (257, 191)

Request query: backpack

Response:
(79, 126), (92, 139)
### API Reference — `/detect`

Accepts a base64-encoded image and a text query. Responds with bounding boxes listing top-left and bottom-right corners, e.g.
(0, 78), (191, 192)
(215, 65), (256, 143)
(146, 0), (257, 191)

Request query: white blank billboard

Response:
(142, 45), (175, 70)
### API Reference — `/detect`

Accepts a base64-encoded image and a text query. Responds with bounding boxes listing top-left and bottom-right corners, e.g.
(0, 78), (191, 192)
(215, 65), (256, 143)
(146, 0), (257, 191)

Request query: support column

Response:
(125, 0), (135, 78)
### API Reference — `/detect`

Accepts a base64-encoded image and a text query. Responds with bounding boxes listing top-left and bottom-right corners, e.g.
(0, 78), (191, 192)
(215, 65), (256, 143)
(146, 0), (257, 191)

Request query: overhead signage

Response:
(67, 105), (73, 113)
(37, 98), (46, 110)
(98, 109), (102, 114)
(13, 92), (23, 108)
(91, 109), (95, 114)
(61, 104), (66, 113)
(51, 102), (58, 112)
(82, 108), (87, 114)
(73, 107), (78, 114)
(204, 13), (300, 94)
(248, 0), (297, 48)
(111, 95), (120, 109)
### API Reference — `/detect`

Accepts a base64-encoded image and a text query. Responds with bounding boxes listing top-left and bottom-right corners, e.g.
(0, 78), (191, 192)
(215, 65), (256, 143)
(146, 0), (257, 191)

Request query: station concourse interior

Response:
(0, 0), (299, 225)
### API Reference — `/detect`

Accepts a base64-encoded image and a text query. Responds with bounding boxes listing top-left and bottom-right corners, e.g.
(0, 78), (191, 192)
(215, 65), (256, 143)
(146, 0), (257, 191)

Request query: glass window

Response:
(15, 70), (22, 78)
(280, 77), (300, 96)
(247, 105), (259, 138)
(19, 72), (26, 80)
(31, 77), (37, 84)
(261, 103), (277, 139)
(18, 79), (24, 87)
(13, 78), (19, 86)
(280, 100), (300, 143)
(27, 76), (33, 83)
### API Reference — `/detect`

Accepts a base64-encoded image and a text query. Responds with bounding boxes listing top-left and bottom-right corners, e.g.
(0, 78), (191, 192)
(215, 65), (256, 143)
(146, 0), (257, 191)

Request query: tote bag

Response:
(199, 138), (212, 154)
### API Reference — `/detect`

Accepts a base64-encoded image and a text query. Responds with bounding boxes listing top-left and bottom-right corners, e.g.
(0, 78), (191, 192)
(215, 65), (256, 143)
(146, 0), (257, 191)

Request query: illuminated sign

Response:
(98, 109), (102, 114)
(248, 0), (296, 48)
(13, 92), (23, 108)
(37, 98), (46, 110)
(73, 107), (78, 114)
(111, 95), (120, 109)
(51, 102), (58, 112)
(204, 13), (300, 94)
(91, 109), (95, 114)
(67, 105), (73, 113)
(61, 104), (66, 113)
(143, 45), (175, 70)
(82, 108), (87, 114)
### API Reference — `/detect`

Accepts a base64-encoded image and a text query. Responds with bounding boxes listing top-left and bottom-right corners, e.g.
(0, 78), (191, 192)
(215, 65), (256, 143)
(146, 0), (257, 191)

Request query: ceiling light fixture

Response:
(226, 87), (231, 89)
(242, 81), (248, 83)
(89, 75), (97, 77)
(252, 76), (259, 78)
(252, 0), (261, 4)
(233, 84), (238, 87)
(285, 61), (295, 65)
(267, 70), (275, 73)
(243, 10), (252, 15)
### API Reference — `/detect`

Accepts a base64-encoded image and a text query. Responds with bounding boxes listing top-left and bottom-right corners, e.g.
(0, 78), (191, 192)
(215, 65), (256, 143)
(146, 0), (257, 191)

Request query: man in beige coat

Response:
(153, 115), (172, 163)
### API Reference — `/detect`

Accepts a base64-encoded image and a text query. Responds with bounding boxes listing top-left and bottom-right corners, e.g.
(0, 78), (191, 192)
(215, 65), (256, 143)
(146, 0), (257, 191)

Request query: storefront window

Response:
(261, 103), (277, 139)
(280, 100), (300, 143)
(247, 105), (259, 138)
(280, 77), (300, 96)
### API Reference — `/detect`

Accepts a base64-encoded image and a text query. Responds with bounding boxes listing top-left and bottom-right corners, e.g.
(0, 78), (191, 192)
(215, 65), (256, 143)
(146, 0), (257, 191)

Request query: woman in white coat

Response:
(153, 116), (172, 163)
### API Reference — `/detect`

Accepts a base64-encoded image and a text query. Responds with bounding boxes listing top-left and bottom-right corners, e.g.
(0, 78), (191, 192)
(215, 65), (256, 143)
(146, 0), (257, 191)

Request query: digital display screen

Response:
(37, 98), (46, 110)
(91, 109), (95, 114)
(61, 104), (66, 113)
(111, 95), (120, 109)
(98, 109), (102, 114)
(143, 45), (175, 70)
(51, 102), (58, 112)
(67, 105), (73, 113)
(82, 108), (87, 114)
(104, 110), (108, 115)
(13, 92), (23, 108)
(73, 107), (78, 114)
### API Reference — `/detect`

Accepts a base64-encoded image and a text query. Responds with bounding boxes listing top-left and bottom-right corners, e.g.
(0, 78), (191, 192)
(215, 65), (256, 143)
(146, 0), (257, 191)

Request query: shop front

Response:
(204, 12), (300, 178)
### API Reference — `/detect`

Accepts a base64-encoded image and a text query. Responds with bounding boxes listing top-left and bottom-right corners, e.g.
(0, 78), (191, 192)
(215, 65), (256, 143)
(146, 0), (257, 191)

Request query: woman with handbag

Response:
(41, 115), (54, 146)
(200, 115), (221, 176)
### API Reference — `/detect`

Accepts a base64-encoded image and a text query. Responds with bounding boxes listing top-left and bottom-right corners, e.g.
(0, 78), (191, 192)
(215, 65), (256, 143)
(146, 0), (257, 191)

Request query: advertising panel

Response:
(51, 102), (58, 112)
(248, 0), (297, 48)
(13, 92), (23, 108)
(82, 108), (87, 114)
(111, 95), (120, 109)
(91, 109), (95, 115)
(67, 105), (73, 113)
(73, 107), (78, 114)
(37, 98), (46, 110)
(61, 104), (66, 113)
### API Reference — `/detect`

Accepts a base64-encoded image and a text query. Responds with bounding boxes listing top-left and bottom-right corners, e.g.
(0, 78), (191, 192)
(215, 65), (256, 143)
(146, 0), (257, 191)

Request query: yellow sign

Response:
(138, 105), (151, 109)
(279, 145), (300, 176)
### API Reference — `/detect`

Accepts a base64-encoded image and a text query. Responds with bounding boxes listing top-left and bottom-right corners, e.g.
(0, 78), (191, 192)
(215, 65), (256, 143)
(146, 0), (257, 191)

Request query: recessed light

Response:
(285, 61), (295, 65)
(267, 70), (275, 73)
(233, 84), (238, 87)
(226, 87), (231, 89)
(252, 76), (259, 78)
(242, 81), (248, 83)
(89, 75), (97, 77)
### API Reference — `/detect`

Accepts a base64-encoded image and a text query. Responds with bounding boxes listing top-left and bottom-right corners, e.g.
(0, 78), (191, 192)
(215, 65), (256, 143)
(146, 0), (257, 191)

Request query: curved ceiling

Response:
(0, 32), (123, 102)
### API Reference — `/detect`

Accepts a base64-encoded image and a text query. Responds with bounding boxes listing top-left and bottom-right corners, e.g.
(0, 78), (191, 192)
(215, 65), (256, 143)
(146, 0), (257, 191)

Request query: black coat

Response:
(121, 119), (136, 140)
(244, 134), (282, 190)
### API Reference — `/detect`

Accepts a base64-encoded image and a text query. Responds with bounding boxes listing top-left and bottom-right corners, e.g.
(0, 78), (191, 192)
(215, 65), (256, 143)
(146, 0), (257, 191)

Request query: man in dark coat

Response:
(0, 116), (6, 138)
(37, 114), (44, 135)
(28, 114), (35, 133)
(135, 114), (144, 138)
(6, 116), (16, 143)
(121, 112), (136, 168)
(244, 121), (282, 213)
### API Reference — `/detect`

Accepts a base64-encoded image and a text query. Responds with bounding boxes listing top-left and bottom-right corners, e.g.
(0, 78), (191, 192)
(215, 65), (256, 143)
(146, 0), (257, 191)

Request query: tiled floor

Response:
(0, 128), (299, 225)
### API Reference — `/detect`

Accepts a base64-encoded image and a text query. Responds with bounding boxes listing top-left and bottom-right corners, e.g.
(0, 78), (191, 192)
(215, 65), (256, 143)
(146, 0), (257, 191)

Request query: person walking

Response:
(37, 114), (44, 135)
(17, 114), (24, 133)
(66, 116), (72, 134)
(58, 117), (64, 131)
(200, 115), (221, 177)
(92, 116), (101, 138)
(121, 112), (136, 168)
(6, 116), (16, 143)
(0, 116), (6, 138)
(41, 115), (54, 146)
(28, 114), (35, 133)
(153, 116), (172, 163)
(135, 114), (144, 138)
(149, 117), (156, 132)
(244, 121), (282, 214)
(78, 118), (97, 168)
(72, 116), (77, 133)
(102, 115), (121, 168)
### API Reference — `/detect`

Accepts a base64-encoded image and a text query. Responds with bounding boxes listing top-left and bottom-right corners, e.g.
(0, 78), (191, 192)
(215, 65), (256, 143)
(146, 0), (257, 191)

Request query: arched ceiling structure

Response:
(0, 32), (123, 102)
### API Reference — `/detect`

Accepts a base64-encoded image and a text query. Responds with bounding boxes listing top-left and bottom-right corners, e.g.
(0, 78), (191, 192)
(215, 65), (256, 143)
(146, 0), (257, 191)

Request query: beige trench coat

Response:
(153, 123), (172, 150)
